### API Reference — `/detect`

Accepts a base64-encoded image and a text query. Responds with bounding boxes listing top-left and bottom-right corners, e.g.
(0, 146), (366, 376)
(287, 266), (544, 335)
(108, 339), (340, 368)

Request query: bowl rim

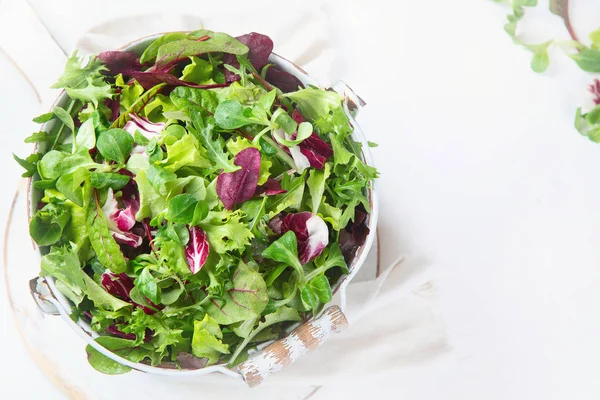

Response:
(28, 32), (379, 377)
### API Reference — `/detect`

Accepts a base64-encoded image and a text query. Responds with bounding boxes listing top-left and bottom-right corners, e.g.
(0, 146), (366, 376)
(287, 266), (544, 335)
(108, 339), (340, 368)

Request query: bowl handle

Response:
(329, 80), (366, 118)
(237, 305), (348, 388)
(29, 277), (61, 316)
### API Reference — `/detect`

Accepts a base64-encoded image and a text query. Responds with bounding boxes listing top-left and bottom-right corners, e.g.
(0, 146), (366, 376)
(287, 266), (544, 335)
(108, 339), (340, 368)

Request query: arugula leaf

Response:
(13, 153), (40, 177)
(169, 87), (239, 173)
(96, 128), (134, 164)
(87, 192), (127, 273)
(33, 112), (55, 124)
(191, 314), (229, 365)
(306, 243), (348, 281)
(205, 263), (268, 324)
(267, 172), (306, 217)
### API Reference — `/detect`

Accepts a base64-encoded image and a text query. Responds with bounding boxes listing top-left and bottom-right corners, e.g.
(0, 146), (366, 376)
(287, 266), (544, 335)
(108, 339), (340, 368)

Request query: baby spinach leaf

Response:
(167, 194), (197, 224)
(96, 128), (134, 164)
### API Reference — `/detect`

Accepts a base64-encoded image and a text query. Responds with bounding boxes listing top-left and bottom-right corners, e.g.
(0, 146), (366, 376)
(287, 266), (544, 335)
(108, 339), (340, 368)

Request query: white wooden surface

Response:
(2, 0), (600, 399)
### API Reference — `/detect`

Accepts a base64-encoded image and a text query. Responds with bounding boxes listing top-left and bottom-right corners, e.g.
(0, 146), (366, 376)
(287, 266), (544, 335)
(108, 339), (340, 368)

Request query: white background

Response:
(2, 0), (600, 398)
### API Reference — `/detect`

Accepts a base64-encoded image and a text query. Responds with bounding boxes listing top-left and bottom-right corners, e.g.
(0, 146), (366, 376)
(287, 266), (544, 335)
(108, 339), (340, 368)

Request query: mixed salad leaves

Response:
(15, 30), (378, 373)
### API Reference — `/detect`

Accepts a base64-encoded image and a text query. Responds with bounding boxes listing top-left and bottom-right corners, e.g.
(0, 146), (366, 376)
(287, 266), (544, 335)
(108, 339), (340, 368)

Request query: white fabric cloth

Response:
(0, 1), (447, 397)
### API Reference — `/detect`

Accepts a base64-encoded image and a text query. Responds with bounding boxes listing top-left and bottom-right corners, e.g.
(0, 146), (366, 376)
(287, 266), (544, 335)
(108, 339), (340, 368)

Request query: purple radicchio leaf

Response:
(101, 272), (160, 315)
(338, 205), (370, 262)
(123, 113), (165, 141)
(97, 51), (144, 77)
(102, 188), (143, 248)
(274, 212), (329, 264)
(216, 147), (261, 210)
(130, 71), (230, 91)
(185, 226), (210, 274)
(265, 67), (305, 93)
(101, 272), (134, 300)
(291, 110), (333, 170)
(254, 177), (287, 197)
(224, 32), (274, 82)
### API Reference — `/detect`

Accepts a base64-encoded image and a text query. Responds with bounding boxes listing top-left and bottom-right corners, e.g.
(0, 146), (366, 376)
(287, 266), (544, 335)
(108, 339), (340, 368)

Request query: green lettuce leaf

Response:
(199, 210), (253, 254)
(160, 133), (210, 172)
(191, 314), (229, 365)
